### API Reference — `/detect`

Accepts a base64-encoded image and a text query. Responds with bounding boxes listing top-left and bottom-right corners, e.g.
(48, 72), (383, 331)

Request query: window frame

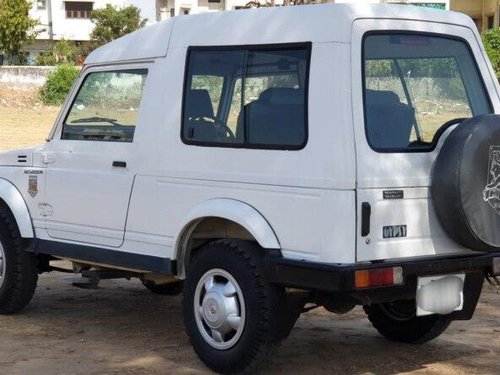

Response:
(180, 42), (312, 150)
(65, 1), (93, 19)
(60, 68), (149, 143)
(362, 30), (493, 154)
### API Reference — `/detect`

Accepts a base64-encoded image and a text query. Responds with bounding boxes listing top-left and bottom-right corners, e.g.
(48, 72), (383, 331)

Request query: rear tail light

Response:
(355, 266), (403, 289)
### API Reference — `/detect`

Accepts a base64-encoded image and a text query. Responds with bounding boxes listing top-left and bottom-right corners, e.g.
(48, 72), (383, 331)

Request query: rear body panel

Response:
(351, 19), (500, 262)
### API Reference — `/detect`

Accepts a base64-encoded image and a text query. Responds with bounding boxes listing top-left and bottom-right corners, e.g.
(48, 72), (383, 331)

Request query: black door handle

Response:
(361, 202), (371, 237)
(112, 161), (127, 168)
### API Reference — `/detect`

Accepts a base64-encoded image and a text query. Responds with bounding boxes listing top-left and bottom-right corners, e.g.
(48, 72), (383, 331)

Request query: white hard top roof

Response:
(85, 3), (474, 65)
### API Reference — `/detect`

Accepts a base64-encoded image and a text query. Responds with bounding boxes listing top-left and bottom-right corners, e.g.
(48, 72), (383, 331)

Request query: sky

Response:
(126, 0), (156, 23)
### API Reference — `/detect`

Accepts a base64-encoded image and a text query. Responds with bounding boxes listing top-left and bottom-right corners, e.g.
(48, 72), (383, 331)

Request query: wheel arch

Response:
(174, 198), (280, 278)
(0, 179), (34, 238)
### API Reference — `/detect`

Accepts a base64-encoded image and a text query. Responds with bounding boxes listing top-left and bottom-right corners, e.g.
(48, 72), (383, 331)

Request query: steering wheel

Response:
(197, 116), (236, 140)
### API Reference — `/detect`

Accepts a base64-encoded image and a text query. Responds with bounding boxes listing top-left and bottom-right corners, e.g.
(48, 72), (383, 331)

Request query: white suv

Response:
(1, 4), (500, 373)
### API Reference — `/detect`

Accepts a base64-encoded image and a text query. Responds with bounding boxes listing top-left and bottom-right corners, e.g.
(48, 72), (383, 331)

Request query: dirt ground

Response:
(0, 86), (58, 151)
(0, 272), (499, 375)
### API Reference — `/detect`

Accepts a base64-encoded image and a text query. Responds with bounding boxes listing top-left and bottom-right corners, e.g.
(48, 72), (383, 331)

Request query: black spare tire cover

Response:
(432, 114), (500, 252)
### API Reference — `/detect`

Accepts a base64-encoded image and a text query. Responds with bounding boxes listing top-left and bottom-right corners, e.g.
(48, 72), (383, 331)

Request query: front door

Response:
(44, 67), (149, 247)
(351, 19), (498, 261)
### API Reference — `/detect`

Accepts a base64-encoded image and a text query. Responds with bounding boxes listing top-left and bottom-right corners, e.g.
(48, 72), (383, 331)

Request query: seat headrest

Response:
(365, 89), (401, 106)
(258, 88), (304, 105)
(185, 89), (214, 118)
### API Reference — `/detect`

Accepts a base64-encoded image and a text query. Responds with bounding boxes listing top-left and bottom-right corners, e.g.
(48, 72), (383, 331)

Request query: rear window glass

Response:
(363, 34), (491, 151)
(182, 44), (310, 149)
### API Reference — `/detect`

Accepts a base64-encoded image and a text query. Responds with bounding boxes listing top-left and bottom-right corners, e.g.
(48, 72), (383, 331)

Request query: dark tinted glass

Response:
(183, 45), (310, 149)
(363, 34), (491, 151)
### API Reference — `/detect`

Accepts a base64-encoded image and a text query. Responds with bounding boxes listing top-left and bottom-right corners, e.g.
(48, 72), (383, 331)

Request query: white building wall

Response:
(31, 0), (129, 42)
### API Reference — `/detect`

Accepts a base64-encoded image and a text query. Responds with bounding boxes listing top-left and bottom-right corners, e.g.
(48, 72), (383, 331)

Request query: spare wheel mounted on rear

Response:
(432, 114), (500, 252)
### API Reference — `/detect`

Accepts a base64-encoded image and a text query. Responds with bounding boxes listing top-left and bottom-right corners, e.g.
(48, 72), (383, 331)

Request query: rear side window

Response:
(62, 69), (148, 142)
(363, 33), (491, 151)
(182, 44), (310, 149)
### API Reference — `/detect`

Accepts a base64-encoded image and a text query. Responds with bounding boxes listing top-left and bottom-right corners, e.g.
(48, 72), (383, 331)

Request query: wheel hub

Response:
(202, 292), (229, 328)
(194, 268), (246, 350)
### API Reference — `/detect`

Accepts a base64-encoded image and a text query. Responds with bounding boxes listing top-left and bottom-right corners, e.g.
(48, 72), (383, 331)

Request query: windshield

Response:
(363, 33), (491, 151)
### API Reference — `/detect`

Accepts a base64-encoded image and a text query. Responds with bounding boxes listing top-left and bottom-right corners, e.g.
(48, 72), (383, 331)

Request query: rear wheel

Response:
(364, 300), (452, 344)
(0, 208), (38, 314)
(183, 240), (282, 374)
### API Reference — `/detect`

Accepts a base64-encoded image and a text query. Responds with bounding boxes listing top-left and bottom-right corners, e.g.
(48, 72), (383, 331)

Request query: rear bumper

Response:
(265, 251), (500, 319)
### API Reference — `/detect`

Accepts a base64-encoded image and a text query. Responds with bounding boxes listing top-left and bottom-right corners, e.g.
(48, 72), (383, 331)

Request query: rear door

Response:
(351, 19), (498, 262)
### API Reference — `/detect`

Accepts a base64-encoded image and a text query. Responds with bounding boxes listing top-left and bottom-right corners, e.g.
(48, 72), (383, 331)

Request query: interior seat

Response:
(365, 89), (415, 149)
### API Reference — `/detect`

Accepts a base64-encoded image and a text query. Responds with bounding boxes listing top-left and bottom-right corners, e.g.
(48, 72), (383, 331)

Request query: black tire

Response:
(432, 114), (500, 251)
(183, 239), (282, 374)
(141, 279), (183, 295)
(364, 300), (452, 344)
(0, 208), (38, 314)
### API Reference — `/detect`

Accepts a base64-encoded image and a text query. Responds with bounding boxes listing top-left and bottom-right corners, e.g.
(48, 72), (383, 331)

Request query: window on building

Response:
(182, 44), (310, 149)
(471, 17), (481, 31)
(488, 15), (495, 29)
(65, 2), (93, 19)
(62, 69), (148, 142)
(37, 0), (47, 9)
(208, 0), (221, 3)
(363, 33), (491, 151)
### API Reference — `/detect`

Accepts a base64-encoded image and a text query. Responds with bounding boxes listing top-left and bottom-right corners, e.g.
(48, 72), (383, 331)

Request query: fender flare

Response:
(175, 199), (280, 276)
(0, 178), (34, 238)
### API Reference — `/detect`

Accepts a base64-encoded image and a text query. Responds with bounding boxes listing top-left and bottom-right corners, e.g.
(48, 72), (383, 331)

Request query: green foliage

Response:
(36, 39), (78, 66)
(40, 64), (80, 105)
(0, 0), (38, 57)
(90, 5), (147, 48)
(482, 28), (500, 78)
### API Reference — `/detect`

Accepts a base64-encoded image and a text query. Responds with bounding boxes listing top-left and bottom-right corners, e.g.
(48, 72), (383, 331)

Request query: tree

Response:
(36, 39), (79, 66)
(90, 5), (147, 48)
(482, 28), (500, 78)
(0, 0), (38, 57)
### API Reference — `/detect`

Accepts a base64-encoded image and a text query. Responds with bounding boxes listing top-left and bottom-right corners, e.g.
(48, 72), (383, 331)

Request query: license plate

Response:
(416, 274), (465, 317)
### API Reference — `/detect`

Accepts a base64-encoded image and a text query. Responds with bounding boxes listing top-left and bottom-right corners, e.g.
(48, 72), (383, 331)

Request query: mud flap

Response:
(448, 272), (484, 321)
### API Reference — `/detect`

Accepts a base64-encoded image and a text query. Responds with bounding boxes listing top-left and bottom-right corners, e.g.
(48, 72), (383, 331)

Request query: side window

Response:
(182, 44), (310, 149)
(363, 34), (491, 151)
(62, 69), (148, 142)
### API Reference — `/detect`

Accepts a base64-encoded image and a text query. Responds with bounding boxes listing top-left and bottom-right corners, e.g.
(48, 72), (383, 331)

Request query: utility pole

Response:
(47, 0), (54, 40)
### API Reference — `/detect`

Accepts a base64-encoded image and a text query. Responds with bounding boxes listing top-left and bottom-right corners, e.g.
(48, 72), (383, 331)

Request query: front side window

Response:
(62, 69), (148, 142)
(182, 44), (310, 149)
(363, 33), (491, 151)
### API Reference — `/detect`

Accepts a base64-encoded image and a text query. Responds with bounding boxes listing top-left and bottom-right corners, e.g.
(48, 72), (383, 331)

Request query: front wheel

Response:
(364, 300), (452, 344)
(0, 208), (38, 314)
(182, 240), (282, 374)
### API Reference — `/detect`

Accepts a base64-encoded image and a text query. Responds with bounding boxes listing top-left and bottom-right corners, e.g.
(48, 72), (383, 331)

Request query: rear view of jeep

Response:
(0, 4), (500, 375)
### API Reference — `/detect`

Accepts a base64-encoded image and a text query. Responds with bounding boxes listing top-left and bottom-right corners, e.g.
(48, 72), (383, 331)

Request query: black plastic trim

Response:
(180, 42), (312, 151)
(265, 251), (499, 293)
(361, 31), (494, 154)
(29, 239), (175, 275)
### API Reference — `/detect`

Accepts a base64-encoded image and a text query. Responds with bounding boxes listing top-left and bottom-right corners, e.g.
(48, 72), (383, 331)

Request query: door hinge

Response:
(42, 152), (55, 164)
(38, 203), (53, 217)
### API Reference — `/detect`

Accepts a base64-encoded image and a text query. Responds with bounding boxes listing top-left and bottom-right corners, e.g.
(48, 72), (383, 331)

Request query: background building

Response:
(155, 0), (450, 21)
(28, 0), (152, 60)
(451, 0), (500, 31)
